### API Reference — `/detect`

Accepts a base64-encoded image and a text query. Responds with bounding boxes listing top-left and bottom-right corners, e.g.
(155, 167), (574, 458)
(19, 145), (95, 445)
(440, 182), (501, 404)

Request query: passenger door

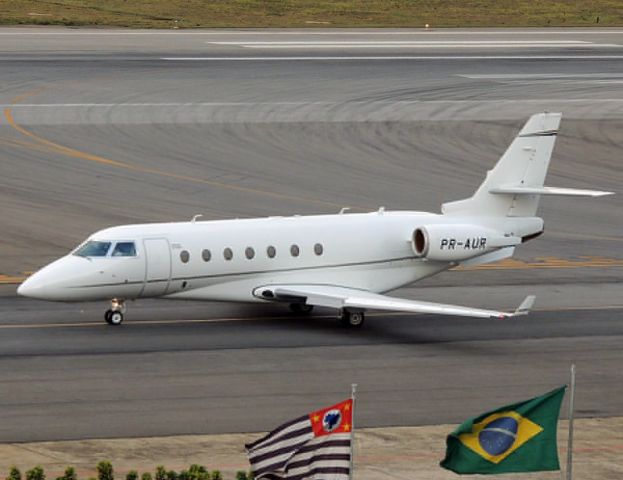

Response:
(142, 238), (171, 297)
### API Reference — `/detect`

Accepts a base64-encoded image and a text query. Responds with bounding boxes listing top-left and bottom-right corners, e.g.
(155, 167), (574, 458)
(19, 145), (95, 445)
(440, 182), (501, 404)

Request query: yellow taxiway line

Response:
(456, 255), (623, 271)
(3, 105), (347, 209)
(1, 304), (622, 330)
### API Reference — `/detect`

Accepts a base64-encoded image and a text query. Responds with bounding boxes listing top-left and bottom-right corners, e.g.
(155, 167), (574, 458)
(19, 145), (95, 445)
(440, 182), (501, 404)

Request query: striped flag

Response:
(246, 399), (353, 480)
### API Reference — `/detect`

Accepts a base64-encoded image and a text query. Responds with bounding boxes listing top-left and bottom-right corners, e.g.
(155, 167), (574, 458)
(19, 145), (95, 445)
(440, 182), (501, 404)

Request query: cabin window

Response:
(314, 243), (323, 256)
(223, 247), (233, 261)
(180, 250), (190, 263)
(290, 244), (300, 257)
(245, 247), (255, 259)
(202, 249), (211, 262)
(267, 245), (276, 258)
(74, 241), (112, 257)
(112, 242), (137, 257)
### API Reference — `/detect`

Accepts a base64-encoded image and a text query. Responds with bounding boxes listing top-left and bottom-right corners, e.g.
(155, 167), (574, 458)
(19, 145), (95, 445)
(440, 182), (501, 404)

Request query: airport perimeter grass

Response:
(1, 1), (622, 28)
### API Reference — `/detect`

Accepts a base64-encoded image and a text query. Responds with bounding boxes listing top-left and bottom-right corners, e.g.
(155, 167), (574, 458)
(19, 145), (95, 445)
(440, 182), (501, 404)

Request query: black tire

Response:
(339, 311), (365, 328)
(109, 311), (124, 326)
(290, 303), (314, 314)
(105, 310), (113, 324)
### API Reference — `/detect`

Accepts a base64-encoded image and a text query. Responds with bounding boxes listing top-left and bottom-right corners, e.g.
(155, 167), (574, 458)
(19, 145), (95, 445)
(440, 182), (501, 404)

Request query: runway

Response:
(0, 27), (622, 442)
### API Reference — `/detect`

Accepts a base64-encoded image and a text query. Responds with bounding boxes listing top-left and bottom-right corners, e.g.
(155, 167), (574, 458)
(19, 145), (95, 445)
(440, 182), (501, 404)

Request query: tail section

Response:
(443, 113), (562, 217)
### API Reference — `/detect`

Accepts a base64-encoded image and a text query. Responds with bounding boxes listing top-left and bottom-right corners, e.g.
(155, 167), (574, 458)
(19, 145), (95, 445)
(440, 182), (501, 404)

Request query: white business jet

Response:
(18, 113), (612, 326)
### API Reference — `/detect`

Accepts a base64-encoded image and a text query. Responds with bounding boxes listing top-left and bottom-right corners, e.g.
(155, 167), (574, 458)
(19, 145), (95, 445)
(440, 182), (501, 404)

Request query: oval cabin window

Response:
(223, 248), (233, 261)
(267, 246), (276, 258)
(290, 244), (300, 257)
(245, 247), (255, 259)
(314, 243), (323, 256)
(202, 249), (211, 262)
(180, 250), (190, 263)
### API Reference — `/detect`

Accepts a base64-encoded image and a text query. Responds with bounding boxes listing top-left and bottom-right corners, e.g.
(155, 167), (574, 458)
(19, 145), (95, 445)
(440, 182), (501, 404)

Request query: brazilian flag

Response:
(440, 387), (566, 474)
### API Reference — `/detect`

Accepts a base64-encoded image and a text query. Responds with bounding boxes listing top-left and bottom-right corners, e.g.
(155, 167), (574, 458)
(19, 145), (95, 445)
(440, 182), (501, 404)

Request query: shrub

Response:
(235, 473), (247, 480)
(140, 473), (152, 480)
(209, 472), (221, 480)
(125, 472), (138, 480)
(177, 472), (189, 480)
(7, 467), (22, 480)
(154, 467), (165, 480)
(187, 466), (207, 480)
(96, 462), (113, 480)
(63, 467), (77, 480)
(165, 472), (177, 480)
(26, 467), (45, 480)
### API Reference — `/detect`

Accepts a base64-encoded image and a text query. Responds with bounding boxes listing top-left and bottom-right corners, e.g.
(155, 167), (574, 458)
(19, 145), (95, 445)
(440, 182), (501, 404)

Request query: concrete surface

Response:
(0, 27), (621, 443)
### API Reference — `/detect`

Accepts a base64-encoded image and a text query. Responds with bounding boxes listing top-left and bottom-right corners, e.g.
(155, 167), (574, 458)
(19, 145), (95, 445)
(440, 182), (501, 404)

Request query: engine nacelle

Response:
(412, 224), (518, 262)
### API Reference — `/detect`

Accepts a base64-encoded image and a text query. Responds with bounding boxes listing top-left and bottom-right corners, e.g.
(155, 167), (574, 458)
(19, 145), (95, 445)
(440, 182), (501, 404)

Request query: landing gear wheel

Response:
(339, 310), (365, 328)
(105, 299), (126, 325)
(290, 303), (314, 314)
(108, 311), (124, 326)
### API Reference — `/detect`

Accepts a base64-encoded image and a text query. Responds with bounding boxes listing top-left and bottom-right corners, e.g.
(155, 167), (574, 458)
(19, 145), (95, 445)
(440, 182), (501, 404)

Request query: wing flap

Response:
(253, 284), (534, 319)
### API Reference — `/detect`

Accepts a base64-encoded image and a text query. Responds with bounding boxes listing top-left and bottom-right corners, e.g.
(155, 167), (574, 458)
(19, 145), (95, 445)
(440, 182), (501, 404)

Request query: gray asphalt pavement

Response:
(0, 27), (621, 442)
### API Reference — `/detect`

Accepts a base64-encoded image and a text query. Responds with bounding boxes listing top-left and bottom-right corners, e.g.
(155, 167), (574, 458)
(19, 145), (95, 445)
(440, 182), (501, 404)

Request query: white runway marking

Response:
(211, 40), (620, 49)
(460, 72), (623, 85)
(4, 99), (623, 109)
(211, 40), (592, 45)
(161, 55), (623, 61)
(232, 44), (618, 49)
(461, 73), (623, 79)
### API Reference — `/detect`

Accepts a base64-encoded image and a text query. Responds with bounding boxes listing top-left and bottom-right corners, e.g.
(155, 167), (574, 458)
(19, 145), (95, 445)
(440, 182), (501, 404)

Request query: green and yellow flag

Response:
(440, 387), (566, 474)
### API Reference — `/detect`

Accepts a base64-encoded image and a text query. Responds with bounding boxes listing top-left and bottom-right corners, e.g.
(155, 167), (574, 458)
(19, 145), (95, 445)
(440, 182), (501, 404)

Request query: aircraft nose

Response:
(16, 256), (80, 300)
(17, 270), (50, 299)
(16, 278), (31, 296)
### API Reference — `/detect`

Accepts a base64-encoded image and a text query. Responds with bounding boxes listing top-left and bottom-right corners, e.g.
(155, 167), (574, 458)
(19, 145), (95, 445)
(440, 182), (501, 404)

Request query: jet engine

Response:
(412, 224), (519, 261)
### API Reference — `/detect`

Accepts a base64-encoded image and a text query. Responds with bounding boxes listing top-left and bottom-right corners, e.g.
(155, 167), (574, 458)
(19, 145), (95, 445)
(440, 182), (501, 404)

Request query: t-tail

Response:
(442, 112), (613, 217)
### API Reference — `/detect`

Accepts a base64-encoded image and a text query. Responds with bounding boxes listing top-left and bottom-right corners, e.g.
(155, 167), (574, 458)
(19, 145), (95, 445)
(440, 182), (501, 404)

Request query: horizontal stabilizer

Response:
(490, 186), (614, 197)
(253, 284), (535, 320)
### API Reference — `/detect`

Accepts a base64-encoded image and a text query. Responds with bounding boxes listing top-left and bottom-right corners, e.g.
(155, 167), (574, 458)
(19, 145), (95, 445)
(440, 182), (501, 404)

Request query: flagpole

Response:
(350, 383), (357, 480)
(566, 364), (576, 480)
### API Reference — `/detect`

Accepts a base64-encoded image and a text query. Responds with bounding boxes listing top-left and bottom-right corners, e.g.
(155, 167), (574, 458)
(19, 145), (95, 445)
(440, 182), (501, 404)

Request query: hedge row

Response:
(5, 462), (254, 480)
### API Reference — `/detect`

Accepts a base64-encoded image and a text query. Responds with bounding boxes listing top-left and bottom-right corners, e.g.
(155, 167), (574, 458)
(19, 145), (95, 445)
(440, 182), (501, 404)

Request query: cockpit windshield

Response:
(74, 240), (112, 257)
(112, 242), (137, 257)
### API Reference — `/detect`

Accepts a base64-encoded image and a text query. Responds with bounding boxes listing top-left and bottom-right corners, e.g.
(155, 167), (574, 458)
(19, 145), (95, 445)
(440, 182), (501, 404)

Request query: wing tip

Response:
(515, 295), (536, 315)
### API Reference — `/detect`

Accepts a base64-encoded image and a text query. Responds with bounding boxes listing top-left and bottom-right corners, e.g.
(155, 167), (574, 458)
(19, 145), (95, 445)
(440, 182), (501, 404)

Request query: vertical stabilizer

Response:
(442, 113), (562, 217)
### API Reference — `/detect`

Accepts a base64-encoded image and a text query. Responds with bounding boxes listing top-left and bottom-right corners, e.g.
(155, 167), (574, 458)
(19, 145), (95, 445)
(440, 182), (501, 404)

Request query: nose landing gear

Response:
(105, 298), (126, 325)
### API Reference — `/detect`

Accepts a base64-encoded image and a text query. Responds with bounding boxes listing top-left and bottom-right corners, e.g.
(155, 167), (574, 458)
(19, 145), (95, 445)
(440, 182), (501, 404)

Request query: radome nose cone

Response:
(17, 274), (40, 298)
(16, 281), (27, 296)
(15, 257), (71, 300)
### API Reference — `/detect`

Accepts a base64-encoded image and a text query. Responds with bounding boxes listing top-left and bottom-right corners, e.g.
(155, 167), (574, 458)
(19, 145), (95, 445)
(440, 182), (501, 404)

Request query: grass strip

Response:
(0, 0), (622, 28)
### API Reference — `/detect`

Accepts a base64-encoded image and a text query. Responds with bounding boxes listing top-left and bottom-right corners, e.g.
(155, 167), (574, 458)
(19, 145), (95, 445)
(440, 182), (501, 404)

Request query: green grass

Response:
(0, 0), (622, 28)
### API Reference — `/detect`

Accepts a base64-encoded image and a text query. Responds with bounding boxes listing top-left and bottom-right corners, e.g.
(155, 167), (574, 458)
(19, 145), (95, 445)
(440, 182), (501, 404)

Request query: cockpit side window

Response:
(112, 242), (137, 257)
(74, 241), (112, 257)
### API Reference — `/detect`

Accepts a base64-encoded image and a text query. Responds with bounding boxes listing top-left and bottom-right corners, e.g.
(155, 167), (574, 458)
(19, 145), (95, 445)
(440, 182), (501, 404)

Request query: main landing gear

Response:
(289, 303), (365, 327)
(289, 303), (314, 314)
(339, 310), (365, 328)
(105, 298), (126, 326)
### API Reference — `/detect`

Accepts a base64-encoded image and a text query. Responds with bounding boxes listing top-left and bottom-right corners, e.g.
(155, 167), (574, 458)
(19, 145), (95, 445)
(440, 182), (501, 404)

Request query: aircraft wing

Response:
(253, 284), (535, 319)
